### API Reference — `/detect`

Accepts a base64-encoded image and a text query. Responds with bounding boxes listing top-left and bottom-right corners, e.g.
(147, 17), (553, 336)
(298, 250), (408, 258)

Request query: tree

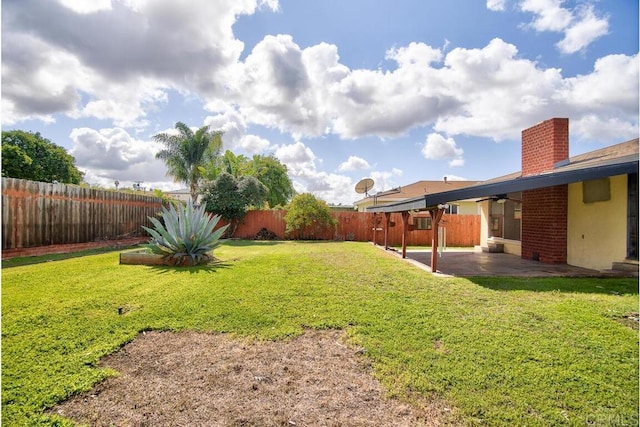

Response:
(248, 155), (295, 208)
(1, 130), (83, 184)
(200, 172), (268, 236)
(202, 150), (295, 208)
(284, 193), (336, 239)
(220, 150), (250, 177)
(153, 122), (223, 204)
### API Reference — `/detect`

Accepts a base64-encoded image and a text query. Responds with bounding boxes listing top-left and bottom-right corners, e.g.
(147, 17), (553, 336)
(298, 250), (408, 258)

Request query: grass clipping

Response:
(50, 329), (446, 426)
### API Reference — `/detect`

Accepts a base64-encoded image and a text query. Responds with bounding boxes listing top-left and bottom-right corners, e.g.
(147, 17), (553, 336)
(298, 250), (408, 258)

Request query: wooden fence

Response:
(2, 178), (166, 250)
(228, 210), (480, 247)
(2, 178), (480, 251)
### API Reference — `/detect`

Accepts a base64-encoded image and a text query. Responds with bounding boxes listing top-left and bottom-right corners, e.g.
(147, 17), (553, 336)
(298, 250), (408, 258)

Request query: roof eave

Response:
(367, 159), (638, 213)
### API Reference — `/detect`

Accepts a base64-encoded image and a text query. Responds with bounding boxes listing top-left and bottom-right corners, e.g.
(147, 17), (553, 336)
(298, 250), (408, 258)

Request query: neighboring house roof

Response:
(368, 139), (639, 213)
(166, 189), (190, 195)
(354, 180), (480, 206)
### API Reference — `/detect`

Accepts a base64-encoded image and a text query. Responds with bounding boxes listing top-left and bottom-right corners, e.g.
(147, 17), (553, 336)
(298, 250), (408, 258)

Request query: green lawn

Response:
(2, 241), (638, 426)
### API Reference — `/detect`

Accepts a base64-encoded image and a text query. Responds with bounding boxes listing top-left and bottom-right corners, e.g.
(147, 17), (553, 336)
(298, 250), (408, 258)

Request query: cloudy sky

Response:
(2, 0), (638, 204)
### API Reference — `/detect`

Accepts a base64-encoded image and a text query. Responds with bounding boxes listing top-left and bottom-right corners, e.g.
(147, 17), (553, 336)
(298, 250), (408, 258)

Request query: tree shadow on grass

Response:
(2, 246), (141, 269)
(469, 276), (639, 295)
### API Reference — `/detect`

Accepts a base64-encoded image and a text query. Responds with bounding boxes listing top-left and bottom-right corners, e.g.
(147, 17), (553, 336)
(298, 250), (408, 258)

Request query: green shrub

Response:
(143, 203), (228, 265)
(284, 193), (336, 239)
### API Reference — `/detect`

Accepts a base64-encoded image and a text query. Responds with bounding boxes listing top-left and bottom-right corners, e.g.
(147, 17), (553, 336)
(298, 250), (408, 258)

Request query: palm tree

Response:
(154, 122), (223, 204)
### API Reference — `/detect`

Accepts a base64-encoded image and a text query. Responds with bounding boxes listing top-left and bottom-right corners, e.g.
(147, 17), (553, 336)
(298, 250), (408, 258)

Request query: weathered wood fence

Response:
(227, 210), (480, 247)
(2, 178), (480, 251)
(2, 178), (166, 250)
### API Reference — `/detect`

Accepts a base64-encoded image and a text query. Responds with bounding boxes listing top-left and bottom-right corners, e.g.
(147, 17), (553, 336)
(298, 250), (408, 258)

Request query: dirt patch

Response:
(50, 329), (449, 426)
(618, 312), (640, 330)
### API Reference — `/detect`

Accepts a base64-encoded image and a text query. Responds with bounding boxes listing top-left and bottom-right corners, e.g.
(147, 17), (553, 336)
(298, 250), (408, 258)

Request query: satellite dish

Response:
(355, 178), (375, 196)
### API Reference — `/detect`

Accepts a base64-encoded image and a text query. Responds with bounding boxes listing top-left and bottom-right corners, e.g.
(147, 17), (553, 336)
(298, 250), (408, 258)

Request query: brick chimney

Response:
(520, 118), (569, 264)
(521, 118), (569, 176)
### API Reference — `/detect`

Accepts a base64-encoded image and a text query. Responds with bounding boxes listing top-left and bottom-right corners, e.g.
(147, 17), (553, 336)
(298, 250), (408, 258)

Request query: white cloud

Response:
(554, 53), (639, 142)
(274, 141), (356, 204)
(422, 133), (464, 167)
(69, 127), (169, 183)
(518, 0), (608, 53)
(238, 135), (271, 154)
(226, 35), (342, 138)
(205, 110), (247, 149)
(521, 0), (572, 32)
(1, 33), (84, 124)
(2, 0), (636, 177)
(557, 5), (609, 54)
(559, 54), (638, 114)
(448, 158), (465, 167)
(570, 115), (640, 143)
(434, 38), (567, 140)
(2, 0), (275, 126)
(57, 0), (112, 14)
(205, 110), (272, 155)
(338, 156), (371, 172)
(228, 33), (635, 143)
(486, 0), (506, 12)
(370, 168), (403, 193)
(385, 42), (442, 68)
(274, 141), (316, 167)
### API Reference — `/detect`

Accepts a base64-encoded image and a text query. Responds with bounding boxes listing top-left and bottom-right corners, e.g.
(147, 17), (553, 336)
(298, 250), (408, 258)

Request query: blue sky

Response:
(2, 0), (638, 204)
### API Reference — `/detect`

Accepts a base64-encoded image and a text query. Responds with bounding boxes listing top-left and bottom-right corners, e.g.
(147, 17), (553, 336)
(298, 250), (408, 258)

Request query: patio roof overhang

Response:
(367, 154), (638, 213)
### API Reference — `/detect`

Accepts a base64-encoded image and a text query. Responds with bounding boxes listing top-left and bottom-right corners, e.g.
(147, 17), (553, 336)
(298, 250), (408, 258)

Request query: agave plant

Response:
(143, 203), (228, 266)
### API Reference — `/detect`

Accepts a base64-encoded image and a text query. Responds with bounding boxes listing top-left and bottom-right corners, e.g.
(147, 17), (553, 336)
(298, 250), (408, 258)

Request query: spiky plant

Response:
(143, 203), (228, 266)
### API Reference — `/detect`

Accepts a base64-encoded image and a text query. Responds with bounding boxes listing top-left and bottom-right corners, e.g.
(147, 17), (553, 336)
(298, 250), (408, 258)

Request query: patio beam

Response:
(372, 213), (378, 245)
(428, 207), (446, 272)
(384, 212), (391, 250)
(401, 211), (410, 258)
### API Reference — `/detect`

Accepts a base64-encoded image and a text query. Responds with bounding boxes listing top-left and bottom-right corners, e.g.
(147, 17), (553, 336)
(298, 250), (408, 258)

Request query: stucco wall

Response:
(456, 201), (479, 215)
(493, 239), (522, 256)
(567, 174), (628, 270)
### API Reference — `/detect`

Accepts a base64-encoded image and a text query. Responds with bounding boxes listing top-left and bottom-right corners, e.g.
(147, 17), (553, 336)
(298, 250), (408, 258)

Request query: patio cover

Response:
(367, 150), (638, 213)
(366, 139), (639, 272)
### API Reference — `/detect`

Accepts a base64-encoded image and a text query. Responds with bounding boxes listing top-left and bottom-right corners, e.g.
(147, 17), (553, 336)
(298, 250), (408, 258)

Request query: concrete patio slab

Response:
(381, 247), (637, 278)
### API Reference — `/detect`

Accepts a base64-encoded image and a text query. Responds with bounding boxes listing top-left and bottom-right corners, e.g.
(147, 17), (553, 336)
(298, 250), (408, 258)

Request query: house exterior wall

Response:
(479, 200), (522, 255)
(567, 175), (628, 270)
(456, 201), (479, 215)
(167, 191), (191, 204)
(499, 239), (522, 256)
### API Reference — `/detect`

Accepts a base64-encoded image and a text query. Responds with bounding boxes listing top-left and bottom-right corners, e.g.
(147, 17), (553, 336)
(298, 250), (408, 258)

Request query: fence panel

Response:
(371, 213), (480, 247)
(229, 210), (480, 246)
(2, 178), (480, 251)
(1, 178), (166, 250)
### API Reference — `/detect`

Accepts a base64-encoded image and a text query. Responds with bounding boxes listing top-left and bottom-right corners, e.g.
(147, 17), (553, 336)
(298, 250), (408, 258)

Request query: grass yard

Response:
(2, 241), (638, 426)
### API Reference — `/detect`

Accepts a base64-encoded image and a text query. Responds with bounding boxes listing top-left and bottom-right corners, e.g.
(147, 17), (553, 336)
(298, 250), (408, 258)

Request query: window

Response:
(583, 178), (610, 203)
(513, 202), (522, 220)
(414, 217), (432, 230)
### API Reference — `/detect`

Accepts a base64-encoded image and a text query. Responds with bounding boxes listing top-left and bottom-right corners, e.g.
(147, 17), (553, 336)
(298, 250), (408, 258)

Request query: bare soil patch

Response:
(50, 329), (448, 426)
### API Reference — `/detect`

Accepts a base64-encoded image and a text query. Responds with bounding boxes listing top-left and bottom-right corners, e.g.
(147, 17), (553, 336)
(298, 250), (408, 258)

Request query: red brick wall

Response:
(521, 185), (568, 263)
(521, 118), (569, 176)
(520, 118), (570, 263)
